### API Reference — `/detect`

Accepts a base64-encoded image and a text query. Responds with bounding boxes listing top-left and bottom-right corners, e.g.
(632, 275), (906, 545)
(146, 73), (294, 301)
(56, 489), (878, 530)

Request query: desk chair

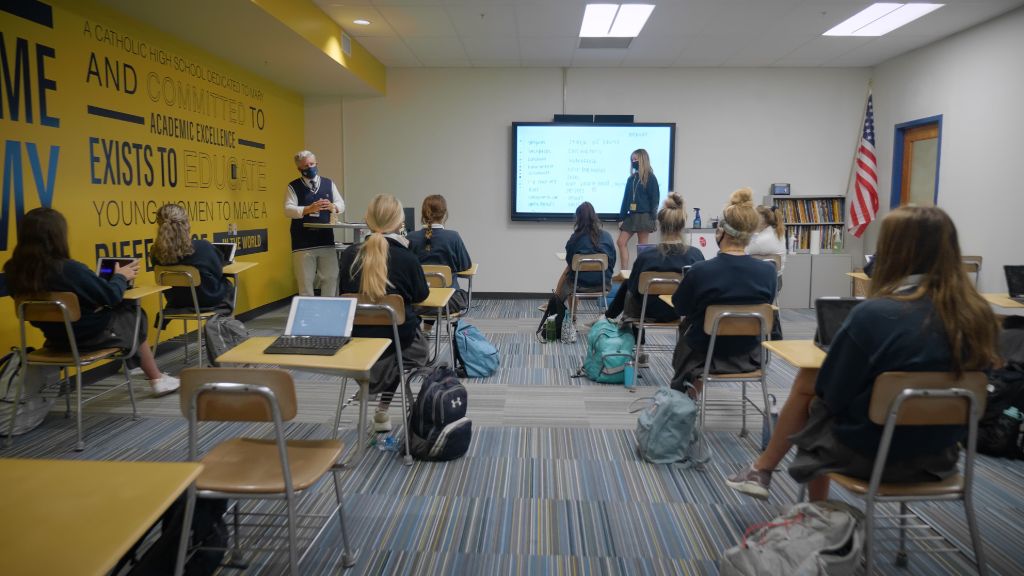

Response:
(757, 255), (783, 302)
(154, 265), (217, 368)
(962, 256), (982, 288)
(821, 371), (987, 575)
(628, 272), (682, 380)
(421, 264), (461, 351)
(7, 292), (139, 451)
(339, 293), (414, 466)
(569, 253), (609, 318)
(174, 368), (355, 576)
(698, 304), (774, 454)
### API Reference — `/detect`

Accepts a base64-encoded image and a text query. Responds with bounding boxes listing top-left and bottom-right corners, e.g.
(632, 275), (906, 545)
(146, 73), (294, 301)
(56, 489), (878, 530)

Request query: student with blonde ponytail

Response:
(339, 195), (430, 432)
(746, 205), (787, 273)
(669, 188), (776, 394)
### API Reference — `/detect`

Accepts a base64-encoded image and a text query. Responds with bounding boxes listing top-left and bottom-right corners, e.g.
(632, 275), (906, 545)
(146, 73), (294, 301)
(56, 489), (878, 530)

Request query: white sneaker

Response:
(149, 374), (180, 397)
(373, 410), (392, 433)
(127, 366), (145, 377)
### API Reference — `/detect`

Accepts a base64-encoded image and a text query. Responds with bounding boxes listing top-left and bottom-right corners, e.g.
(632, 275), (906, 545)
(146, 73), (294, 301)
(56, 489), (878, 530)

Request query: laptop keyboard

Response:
(264, 335), (350, 355)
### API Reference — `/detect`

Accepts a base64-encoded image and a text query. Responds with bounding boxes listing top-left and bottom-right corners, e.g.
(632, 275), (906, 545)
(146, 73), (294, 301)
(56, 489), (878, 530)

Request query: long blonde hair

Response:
(632, 149), (653, 187)
(353, 195), (404, 301)
(869, 206), (997, 375)
(151, 204), (194, 263)
(720, 188), (761, 245)
(756, 205), (785, 239)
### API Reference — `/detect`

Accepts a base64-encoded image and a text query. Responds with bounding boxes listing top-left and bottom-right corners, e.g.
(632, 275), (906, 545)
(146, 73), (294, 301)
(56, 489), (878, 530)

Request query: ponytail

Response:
(424, 227), (433, 252)
(354, 234), (390, 301)
(420, 195), (447, 253)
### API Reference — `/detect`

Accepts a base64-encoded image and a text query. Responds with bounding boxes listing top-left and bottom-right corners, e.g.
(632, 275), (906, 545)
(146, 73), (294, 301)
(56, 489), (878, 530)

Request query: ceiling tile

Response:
(404, 36), (468, 61)
(519, 36), (576, 63)
(357, 36), (420, 66)
(461, 35), (520, 61)
(515, 1), (586, 37)
(723, 34), (816, 66)
(469, 59), (523, 67)
(571, 47), (627, 67)
(640, 1), (720, 37)
(446, 4), (518, 37)
(320, 5), (395, 37)
(824, 35), (937, 67)
(620, 34), (688, 65)
(673, 35), (744, 66)
(774, 36), (872, 66)
(377, 5), (458, 36)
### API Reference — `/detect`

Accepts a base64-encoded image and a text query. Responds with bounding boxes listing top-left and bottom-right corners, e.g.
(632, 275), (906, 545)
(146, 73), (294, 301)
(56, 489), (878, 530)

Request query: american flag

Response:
(849, 92), (878, 238)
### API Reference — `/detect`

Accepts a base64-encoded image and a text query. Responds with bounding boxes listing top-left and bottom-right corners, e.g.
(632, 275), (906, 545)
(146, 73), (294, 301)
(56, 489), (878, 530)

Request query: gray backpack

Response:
(203, 315), (249, 367)
(633, 385), (704, 465)
(720, 501), (864, 576)
(0, 349), (57, 436)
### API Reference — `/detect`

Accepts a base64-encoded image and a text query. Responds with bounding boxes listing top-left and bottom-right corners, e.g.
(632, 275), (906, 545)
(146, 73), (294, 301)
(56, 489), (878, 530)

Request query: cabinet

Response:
(766, 195), (846, 254)
(779, 253), (853, 308)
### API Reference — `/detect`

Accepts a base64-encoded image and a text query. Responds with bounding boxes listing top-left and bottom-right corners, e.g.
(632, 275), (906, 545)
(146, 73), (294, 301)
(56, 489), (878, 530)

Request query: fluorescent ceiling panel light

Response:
(353, 19), (371, 26)
(580, 4), (618, 37)
(853, 3), (943, 36)
(608, 4), (655, 37)
(823, 3), (943, 36)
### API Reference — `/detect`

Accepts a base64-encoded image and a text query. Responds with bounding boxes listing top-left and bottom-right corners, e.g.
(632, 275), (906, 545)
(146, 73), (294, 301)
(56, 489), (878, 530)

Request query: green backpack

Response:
(579, 318), (636, 384)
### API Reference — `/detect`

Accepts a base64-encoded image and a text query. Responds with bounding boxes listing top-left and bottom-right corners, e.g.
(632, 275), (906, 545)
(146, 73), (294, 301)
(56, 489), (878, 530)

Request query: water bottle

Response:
(692, 208), (702, 229)
(377, 434), (399, 452)
(545, 315), (557, 341)
(789, 232), (798, 255)
(624, 360), (636, 391)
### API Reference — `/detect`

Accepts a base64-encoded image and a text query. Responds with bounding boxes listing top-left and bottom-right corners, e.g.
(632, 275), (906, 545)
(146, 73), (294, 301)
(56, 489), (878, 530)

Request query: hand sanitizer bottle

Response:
(789, 231), (798, 255)
(693, 208), (702, 229)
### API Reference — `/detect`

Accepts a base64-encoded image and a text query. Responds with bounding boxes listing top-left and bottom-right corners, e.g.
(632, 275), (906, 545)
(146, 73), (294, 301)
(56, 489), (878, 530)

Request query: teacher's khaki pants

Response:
(292, 247), (339, 297)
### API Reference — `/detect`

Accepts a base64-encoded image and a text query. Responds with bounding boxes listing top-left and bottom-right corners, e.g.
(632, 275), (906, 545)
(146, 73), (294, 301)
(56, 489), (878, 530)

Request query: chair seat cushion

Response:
(197, 438), (344, 494)
(828, 472), (963, 497)
(28, 347), (120, 364)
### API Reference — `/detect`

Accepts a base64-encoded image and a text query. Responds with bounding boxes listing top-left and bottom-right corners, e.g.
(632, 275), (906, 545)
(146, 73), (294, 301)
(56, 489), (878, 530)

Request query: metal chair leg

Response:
(896, 501), (909, 567)
(964, 488), (989, 575)
(863, 497), (876, 575)
(334, 377), (349, 440)
(285, 493), (299, 574)
(74, 369), (85, 451)
(740, 381), (748, 437)
(123, 360), (138, 420)
(173, 485), (197, 576)
(332, 471), (357, 568)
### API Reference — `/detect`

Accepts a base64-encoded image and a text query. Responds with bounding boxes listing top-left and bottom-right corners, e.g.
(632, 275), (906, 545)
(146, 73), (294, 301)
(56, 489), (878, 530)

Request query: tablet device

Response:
(96, 257), (137, 286)
(211, 242), (236, 264)
(813, 297), (863, 352)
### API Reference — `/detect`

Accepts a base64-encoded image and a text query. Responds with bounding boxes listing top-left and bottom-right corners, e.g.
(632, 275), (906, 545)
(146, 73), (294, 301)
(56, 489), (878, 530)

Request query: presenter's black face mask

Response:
(301, 165), (318, 179)
(631, 160), (639, 171)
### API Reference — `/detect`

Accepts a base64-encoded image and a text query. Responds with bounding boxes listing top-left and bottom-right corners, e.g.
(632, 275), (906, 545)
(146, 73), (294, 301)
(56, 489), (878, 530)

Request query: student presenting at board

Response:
(617, 149), (659, 270)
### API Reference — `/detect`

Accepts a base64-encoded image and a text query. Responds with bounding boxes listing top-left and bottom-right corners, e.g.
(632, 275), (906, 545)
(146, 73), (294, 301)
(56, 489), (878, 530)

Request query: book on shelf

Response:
(770, 195), (846, 253)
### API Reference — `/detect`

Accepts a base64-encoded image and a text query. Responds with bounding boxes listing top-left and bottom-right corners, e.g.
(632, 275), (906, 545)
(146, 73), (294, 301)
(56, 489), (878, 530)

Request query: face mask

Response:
(631, 160), (639, 171)
(301, 165), (318, 179)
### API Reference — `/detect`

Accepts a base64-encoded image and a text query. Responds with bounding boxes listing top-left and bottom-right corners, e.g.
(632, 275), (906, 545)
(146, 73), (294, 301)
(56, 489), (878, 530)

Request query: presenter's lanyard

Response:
(630, 176), (640, 213)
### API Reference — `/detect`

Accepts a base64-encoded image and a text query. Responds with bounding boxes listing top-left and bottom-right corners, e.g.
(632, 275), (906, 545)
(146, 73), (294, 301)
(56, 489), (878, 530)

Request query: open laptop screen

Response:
(211, 242), (236, 264)
(1005, 265), (1024, 298)
(284, 297), (356, 337)
(814, 297), (864, 351)
(96, 257), (136, 281)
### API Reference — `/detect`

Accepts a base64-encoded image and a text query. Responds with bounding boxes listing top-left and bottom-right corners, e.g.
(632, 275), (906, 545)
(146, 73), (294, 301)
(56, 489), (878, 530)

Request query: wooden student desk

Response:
(0, 458), (202, 576)
(222, 260), (258, 313)
(457, 263), (479, 312)
(417, 287), (456, 367)
(762, 340), (826, 370)
(216, 336), (390, 461)
(982, 293), (1024, 309)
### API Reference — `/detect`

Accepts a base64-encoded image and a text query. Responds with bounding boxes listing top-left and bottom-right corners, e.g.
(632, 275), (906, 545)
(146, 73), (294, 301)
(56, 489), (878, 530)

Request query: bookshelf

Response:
(765, 195), (846, 253)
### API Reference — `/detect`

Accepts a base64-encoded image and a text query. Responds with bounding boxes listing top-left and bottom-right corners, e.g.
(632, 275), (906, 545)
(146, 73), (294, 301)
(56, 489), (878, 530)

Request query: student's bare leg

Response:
(554, 267), (570, 299)
(807, 476), (831, 501)
(616, 230), (633, 270)
(754, 368), (818, 471)
(636, 231), (650, 244)
(136, 344), (162, 380)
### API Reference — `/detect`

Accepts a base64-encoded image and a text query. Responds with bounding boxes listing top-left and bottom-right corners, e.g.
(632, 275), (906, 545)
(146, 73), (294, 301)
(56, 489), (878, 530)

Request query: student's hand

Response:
(114, 260), (139, 282)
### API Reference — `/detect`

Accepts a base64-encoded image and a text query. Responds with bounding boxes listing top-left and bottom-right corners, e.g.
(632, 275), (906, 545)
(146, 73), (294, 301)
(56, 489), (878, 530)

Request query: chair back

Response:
(961, 255), (982, 275)
(758, 254), (782, 271)
(155, 265), (202, 288)
(422, 265), (452, 288)
(638, 272), (681, 296)
(180, 367), (297, 422)
(15, 292), (82, 323)
(868, 371), (987, 426)
(341, 293), (406, 326)
(572, 253), (608, 272)
(703, 304), (774, 336)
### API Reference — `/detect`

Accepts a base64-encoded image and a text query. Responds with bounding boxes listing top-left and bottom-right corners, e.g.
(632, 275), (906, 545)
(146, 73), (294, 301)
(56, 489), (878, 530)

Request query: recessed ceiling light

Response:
(580, 3), (654, 38)
(823, 3), (943, 37)
(353, 19), (371, 26)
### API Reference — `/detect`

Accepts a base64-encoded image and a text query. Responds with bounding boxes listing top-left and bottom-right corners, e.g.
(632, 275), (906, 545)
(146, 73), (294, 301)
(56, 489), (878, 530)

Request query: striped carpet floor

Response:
(2, 298), (1022, 575)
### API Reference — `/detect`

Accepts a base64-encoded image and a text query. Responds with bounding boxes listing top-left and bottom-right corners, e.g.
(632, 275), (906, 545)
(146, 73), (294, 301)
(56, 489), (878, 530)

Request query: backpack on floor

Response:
(203, 314), (249, 367)
(408, 366), (472, 461)
(453, 320), (499, 378)
(633, 385), (703, 465)
(0, 348), (57, 436)
(720, 501), (864, 576)
(578, 318), (635, 384)
(536, 293), (567, 343)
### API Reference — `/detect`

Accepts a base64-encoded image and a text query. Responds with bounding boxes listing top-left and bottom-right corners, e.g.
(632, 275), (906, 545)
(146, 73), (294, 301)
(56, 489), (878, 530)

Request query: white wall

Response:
(870, 7), (1024, 293)
(341, 67), (871, 292)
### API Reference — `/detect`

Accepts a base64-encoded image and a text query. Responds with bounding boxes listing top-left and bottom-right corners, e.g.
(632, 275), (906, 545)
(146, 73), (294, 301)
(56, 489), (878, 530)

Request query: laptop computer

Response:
(96, 257), (137, 287)
(813, 297), (864, 352)
(264, 297), (357, 355)
(211, 242), (237, 264)
(1005, 265), (1024, 304)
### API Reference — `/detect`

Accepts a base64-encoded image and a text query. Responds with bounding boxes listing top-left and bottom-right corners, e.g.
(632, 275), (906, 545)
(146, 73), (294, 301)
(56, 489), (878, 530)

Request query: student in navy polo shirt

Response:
(407, 194), (472, 313)
(150, 203), (233, 314)
(554, 202), (616, 302)
(727, 206), (998, 501)
(284, 150), (345, 297)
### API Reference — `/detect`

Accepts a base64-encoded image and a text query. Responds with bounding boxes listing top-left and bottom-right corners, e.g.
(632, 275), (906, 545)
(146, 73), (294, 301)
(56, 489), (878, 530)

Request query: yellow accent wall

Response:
(0, 0), (304, 353)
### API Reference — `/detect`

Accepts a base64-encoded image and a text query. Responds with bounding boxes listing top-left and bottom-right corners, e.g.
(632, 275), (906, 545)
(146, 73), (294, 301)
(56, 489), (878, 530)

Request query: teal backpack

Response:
(579, 318), (635, 384)
(633, 385), (704, 465)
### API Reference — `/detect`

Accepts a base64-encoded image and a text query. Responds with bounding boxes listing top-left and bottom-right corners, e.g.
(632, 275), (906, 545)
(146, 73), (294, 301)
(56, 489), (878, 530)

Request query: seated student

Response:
(604, 193), (704, 363)
(554, 201), (616, 302)
(407, 194), (472, 313)
(669, 188), (776, 395)
(339, 194), (430, 432)
(746, 205), (786, 273)
(727, 206), (997, 501)
(150, 203), (233, 315)
(3, 208), (179, 395)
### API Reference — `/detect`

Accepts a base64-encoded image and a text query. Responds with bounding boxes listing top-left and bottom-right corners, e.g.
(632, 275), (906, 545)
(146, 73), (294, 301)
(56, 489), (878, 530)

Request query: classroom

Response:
(2, 0), (1023, 574)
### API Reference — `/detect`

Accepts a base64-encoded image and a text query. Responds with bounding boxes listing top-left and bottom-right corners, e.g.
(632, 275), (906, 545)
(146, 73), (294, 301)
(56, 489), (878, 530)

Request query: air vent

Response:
(342, 32), (352, 57)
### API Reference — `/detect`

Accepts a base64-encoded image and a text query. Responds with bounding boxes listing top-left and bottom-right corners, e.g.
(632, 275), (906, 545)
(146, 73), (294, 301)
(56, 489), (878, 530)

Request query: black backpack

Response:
(407, 366), (471, 461)
(536, 293), (567, 342)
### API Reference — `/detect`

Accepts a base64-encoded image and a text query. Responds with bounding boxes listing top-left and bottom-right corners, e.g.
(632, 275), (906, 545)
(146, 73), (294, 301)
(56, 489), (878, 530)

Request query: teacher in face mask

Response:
(284, 150), (346, 296)
(616, 148), (659, 271)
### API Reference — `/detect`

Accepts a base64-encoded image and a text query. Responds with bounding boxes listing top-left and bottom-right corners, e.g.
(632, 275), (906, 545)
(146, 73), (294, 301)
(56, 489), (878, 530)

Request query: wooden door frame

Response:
(890, 114), (942, 209)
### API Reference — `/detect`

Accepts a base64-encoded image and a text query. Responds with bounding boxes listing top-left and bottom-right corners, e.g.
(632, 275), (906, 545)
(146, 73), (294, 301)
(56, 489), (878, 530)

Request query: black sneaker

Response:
(725, 465), (773, 500)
